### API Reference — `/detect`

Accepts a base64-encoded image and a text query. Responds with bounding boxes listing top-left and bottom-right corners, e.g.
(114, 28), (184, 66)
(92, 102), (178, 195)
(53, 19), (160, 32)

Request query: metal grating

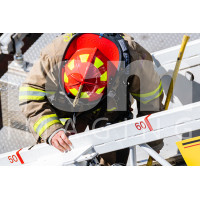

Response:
(0, 33), (61, 131)
(130, 33), (200, 53)
(0, 126), (35, 154)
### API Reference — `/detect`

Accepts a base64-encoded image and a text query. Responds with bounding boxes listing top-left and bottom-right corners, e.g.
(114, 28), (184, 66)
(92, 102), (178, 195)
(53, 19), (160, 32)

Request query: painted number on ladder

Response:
(135, 115), (153, 131)
(8, 155), (18, 163)
(7, 149), (24, 164)
(135, 122), (146, 130)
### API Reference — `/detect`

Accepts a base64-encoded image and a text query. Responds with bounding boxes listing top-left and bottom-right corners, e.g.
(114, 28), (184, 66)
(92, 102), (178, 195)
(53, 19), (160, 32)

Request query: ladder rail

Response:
(1, 101), (200, 165)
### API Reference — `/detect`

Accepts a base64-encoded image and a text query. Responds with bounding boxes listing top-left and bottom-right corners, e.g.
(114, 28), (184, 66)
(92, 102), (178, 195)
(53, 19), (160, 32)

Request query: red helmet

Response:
(60, 34), (120, 106)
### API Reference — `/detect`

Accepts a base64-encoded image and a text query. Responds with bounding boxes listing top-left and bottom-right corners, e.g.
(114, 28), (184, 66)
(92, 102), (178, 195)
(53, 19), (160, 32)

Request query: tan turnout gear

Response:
(19, 33), (164, 165)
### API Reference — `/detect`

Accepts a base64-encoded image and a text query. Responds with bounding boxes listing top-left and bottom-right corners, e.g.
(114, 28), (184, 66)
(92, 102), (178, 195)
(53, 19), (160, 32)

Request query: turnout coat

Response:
(19, 34), (164, 164)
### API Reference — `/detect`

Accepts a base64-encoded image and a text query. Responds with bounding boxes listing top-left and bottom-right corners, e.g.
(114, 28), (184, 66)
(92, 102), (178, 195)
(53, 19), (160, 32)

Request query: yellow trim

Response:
(60, 118), (70, 125)
(38, 120), (61, 136)
(79, 54), (89, 63)
(107, 107), (117, 112)
(96, 87), (105, 94)
(19, 86), (45, 93)
(68, 59), (75, 70)
(80, 92), (90, 98)
(132, 81), (162, 98)
(64, 73), (68, 83)
(100, 71), (107, 81)
(69, 88), (90, 98)
(94, 57), (104, 69)
(19, 96), (45, 101)
(34, 114), (58, 132)
(69, 88), (78, 96)
(141, 87), (163, 104)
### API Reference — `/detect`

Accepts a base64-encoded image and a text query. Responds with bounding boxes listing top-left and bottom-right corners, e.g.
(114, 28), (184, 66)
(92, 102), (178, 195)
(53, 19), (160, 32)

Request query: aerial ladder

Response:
(0, 34), (200, 166)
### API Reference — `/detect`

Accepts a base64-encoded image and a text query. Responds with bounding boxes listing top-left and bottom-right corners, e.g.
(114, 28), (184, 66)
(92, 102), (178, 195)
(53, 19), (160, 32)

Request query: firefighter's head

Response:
(60, 34), (120, 107)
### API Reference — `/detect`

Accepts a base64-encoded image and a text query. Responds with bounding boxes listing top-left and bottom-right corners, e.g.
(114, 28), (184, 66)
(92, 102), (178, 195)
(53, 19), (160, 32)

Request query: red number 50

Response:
(8, 155), (18, 163)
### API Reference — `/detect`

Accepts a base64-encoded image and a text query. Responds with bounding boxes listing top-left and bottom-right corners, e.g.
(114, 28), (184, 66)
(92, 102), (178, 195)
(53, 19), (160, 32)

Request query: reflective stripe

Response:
(64, 73), (68, 83)
(68, 59), (75, 70)
(19, 91), (46, 100)
(132, 81), (162, 98)
(100, 71), (107, 81)
(69, 88), (89, 98)
(79, 54), (89, 63)
(96, 87), (105, 94)
(94, 57), (104, 69)
(80, 92), (89, 98)
(69, 88), (78, 96)
(19, 87), (46, 101)
(19, 86), (55, 101)
(93, 108), (101, 114)
(20, 87), (45, 92)
(132, 81), (163, 104)
(107, 107), (117, 112)
(34, 114), (61, 136)
(19, 96), (45, 101)
(139, 87), (163, 104)
(60, 118), (70, 125)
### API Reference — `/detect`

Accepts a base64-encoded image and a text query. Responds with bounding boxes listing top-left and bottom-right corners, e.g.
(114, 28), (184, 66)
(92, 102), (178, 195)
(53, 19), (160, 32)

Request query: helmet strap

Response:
(73, 84), (83, 107)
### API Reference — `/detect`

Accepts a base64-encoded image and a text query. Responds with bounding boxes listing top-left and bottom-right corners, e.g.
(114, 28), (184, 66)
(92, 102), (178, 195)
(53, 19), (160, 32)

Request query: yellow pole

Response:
(147, 35), (190, 166)
(165, 35), (190, 110)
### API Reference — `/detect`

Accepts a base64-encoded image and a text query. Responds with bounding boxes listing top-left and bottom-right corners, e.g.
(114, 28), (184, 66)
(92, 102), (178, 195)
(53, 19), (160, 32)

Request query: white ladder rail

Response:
(1, 101), (200, 166)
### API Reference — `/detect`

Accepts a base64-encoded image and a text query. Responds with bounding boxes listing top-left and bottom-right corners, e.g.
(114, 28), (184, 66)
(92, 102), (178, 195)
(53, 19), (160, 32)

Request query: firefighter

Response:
(19, 33), (164, 166)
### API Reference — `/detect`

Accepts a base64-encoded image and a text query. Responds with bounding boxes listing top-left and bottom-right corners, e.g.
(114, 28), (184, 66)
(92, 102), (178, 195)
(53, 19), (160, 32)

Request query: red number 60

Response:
(135, 122), (146, 130)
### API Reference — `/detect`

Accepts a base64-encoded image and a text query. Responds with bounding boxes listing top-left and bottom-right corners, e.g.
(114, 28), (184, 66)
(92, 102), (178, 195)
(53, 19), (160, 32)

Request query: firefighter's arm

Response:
(19, 42), (70, 150)
(128, 74), (164, 117)
(127, 41), (164, 117)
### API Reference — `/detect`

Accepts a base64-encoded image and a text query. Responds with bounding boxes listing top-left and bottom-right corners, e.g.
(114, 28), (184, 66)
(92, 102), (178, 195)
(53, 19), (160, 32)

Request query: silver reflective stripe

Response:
(35, 116), (59, 134)
(133, 86), (163, 104)
(19, 91), (46, 97)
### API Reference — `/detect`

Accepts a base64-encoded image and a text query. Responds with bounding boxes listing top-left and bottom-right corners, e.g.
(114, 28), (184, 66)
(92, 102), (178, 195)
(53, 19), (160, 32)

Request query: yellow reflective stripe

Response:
(69, 88), (89, 98)
(96, 87), (105, 94)
(93, 108), (101, 114)
(34, 114), (57, 132)
(19, 95), (45, 101)
(140, 87), (163, 104)
(68, 59), (75, 70)
(38, 119), (61, 136)
(80, 92), (89, 98)
(94, 57), (104, 69)
(132, 81), (162, 98)
(64, 73), (68, 83)
(131, 81), (163, 104)
(107, 107), (117, 112)
(79, 54), (89, 63)
(60, 118), (70, 125)
(100, 71), (107, 81)
(69, 88), (78, 96)
(19, 86), (45, 93)
(34, 114), (62, 136)
(19, 87), (55, 101)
